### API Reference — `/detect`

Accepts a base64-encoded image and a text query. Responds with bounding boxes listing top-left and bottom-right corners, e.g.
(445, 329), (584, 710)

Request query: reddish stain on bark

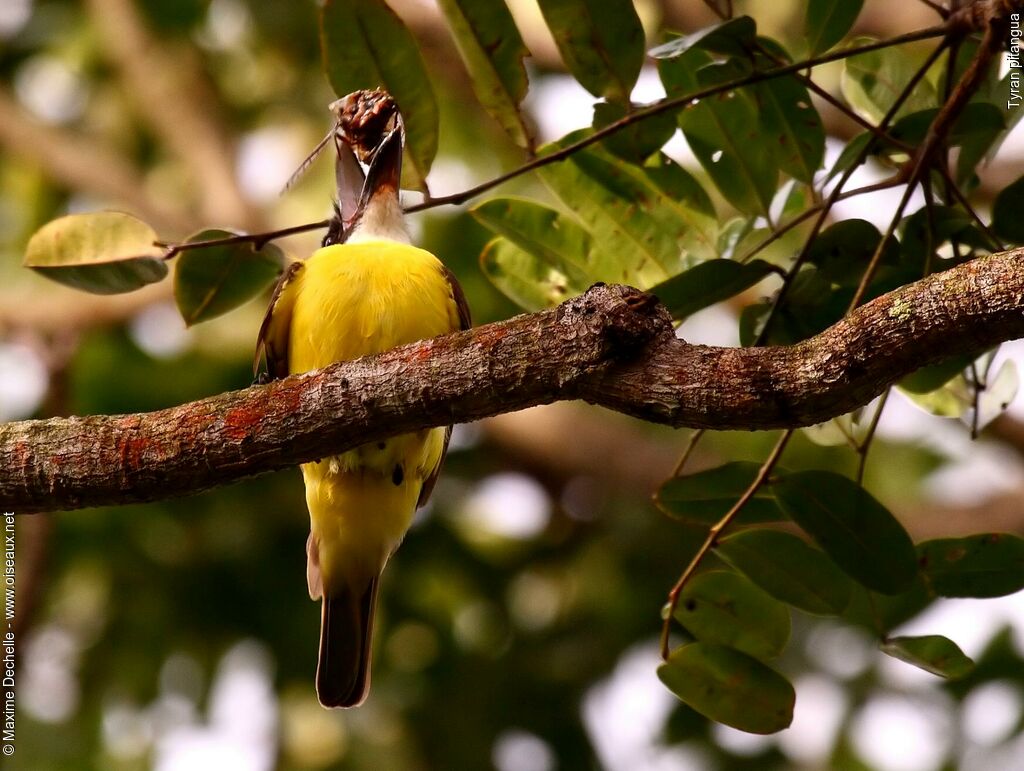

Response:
(406, 341), (435, 362)
(471, 326), (506, 348)
(118, 435), (151, 468)
(223, 405), (262, 442)
(12, 440), (29, 467)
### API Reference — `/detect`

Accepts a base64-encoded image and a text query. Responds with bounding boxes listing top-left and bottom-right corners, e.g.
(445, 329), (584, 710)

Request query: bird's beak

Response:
(334, 137), (365, 229)
(359, 121), (403, 209)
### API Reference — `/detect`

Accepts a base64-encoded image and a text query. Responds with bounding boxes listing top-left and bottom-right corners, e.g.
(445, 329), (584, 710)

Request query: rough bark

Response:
(4, 249), (1024, 512)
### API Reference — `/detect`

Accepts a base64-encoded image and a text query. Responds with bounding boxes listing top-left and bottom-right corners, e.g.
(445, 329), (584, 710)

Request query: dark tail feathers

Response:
(316, 577), (380, 708)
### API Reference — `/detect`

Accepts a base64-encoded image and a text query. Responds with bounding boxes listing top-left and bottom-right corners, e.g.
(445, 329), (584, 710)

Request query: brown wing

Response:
(254, 260), (304, 380)
(417, 265), (471, 509)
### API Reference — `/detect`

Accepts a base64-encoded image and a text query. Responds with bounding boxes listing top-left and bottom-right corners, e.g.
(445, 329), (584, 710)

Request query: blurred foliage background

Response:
(4, 1), (1024, 769)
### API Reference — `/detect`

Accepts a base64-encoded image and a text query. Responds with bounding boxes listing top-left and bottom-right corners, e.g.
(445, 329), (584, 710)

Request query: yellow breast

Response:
(289, 240), (460, 371)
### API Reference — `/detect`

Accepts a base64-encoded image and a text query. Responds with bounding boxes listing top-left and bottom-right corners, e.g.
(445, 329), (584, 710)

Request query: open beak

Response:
(358, 120), (403, 210)
(333, 136), (365, 230)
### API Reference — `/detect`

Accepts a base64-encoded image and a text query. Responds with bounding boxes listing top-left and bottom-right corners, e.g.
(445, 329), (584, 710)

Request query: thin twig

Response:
(856, 389), (891, 485)
(659, 430), (793, 660)
(936, 164), (1005, 251)
(651, 428), (708, 518)
(969, 361), (986, 439)
(156, 220), (332, 259)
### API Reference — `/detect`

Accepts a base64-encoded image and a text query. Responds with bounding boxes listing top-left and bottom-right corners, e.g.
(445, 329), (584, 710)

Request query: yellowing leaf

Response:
(24, 211), (167, 295)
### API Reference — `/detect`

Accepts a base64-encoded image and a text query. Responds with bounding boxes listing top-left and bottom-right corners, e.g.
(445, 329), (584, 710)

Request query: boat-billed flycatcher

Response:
(256, 92), (470, 708)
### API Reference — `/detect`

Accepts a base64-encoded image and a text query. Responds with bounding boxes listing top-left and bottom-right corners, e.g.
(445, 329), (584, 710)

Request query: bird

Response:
(255, 94), (470, 708)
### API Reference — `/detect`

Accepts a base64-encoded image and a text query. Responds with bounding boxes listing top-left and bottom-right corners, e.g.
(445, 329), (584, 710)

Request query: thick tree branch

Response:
(4, 250), (1024, 512)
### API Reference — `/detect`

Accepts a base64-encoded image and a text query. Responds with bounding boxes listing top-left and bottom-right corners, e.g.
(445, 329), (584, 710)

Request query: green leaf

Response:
(662, 54), (779, 216)
(899, 205), (978, 271)
(537, 0), (645, 102)
(471, 198), (596, 293)
(889, 103), (1005, 151)
(918, 534), (1024, 598)
(993, 174), (1024, 245)
(901, 375), (972, 419)
(658, 642), (795, 734)
(842, 579), (934, 634)
(805, 0), (864, 55)
(772, 471), (918, 594)
(841, 39), (937, 124)
(538, 140), (703, 285)
(173, 230), (285, 326)
(593, 100), (677, 164)
(479, 237), (585, 311)
(471, 199), (590, 273)
(826, 131), (872, 182)
(806, 219), (898, 287)
(658, 462), (787, 525)
(649, 16), (757, 59)
(899, 355), (974, 394)
(716, 528), (854, 616)
(880, 635), (975, 679)
(23, 211), (167, 294)
(436, 0), (532, 148)
(643, 156), (720, 263)
(753, 75), (825, 184)
(650, 259), (776, 319)
(675, 571), (791, 660)
(320, 0), (439, 191)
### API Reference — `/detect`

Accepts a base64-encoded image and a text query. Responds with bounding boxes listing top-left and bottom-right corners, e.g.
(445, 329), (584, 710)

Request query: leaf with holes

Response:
(24, 211), (167, 295)
(918, 534), (1024, 598)
(173, 230), (285, 326)
(675, 571), (791, 660)
(773, 471), (918, 594)
(753, 75), (825, 184)
(321, 0), (438, 191)
(717, 528), (854, 615)
(436, 0), (532, 148)
(538, 0), (645, 102)
(658, 643), (795, 734)
(661, 52), (779, 217)
(881, 635), (975, 679)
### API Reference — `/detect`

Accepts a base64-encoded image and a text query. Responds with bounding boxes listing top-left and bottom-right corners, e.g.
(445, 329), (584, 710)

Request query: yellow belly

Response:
(289, 240), (460, 591)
